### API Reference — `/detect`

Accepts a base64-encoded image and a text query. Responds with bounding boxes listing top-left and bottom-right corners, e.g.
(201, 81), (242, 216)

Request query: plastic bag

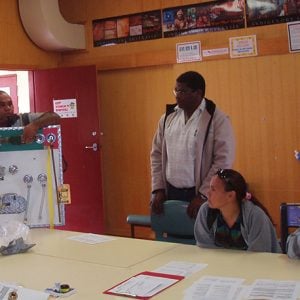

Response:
(0, 220), (35, 255)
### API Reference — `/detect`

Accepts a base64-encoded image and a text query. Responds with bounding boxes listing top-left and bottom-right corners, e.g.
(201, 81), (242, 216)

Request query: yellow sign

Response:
(58, 184), (71, 204)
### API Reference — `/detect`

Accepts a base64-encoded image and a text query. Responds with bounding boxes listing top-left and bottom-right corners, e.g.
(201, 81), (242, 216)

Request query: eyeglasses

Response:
(172, 89), (194, 97)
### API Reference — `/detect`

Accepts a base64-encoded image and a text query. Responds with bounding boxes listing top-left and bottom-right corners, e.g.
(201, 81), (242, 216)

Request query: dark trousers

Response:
(166, 182), (196, 202)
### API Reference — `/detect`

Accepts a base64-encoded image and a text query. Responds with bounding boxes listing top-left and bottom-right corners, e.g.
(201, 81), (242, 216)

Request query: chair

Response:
(151, 200), (196, 245)
(280, 203), (300, 253)
(126, 214), (151, 238)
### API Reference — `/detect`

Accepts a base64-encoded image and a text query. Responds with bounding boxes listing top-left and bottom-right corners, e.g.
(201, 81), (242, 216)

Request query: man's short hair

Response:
(176, 71), (206, 97)
(0, 90), (10, 98)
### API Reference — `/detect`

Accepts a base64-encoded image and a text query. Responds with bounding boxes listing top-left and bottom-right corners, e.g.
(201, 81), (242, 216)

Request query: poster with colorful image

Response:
(163, 0), (245, 38)
(246, 0), (300, 27)
(93, 10), (162, 46)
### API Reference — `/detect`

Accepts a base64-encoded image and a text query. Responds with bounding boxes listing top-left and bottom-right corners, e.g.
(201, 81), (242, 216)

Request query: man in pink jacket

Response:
(150, 71), (235, 218)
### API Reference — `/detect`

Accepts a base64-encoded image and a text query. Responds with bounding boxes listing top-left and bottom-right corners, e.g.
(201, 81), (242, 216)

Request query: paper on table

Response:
(153, 261), (207, 277)
(183, 275), (245, 300)
(67, 233), (116, 244)
(103, 271), (184, 299)
(0, 283), (49, 300)
(245, 279), (299, 300)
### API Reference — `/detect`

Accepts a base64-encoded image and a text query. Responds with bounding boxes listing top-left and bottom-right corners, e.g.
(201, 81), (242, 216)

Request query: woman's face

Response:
(207, 175), (232, 209)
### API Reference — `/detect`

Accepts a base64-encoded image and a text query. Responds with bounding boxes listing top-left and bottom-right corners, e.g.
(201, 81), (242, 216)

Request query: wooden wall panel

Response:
(0, 0), (297, 238)
(99, 54), (300, 237)
(98, 66), (175, 236)
(58, 0), (300, 237)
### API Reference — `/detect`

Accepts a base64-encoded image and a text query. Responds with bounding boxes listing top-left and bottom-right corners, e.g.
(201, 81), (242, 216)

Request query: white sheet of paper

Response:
(67, 233), (116, 244)
(0, 283), (49, 300)
(154, 261), (207, 277)
(245, 279), (299, 300)
(183, 276), (245, 300)
(108, 274), (178, 297)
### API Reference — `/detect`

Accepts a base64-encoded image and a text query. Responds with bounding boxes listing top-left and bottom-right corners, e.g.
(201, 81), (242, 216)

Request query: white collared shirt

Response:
(165, 99), (205, 188)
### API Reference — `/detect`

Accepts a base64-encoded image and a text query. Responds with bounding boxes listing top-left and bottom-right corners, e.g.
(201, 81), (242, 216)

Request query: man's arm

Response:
(150, 114), (167, 214)
(23, 112), (60, 143)
(150, 114), (166, 192)
(199, 113), (235, 195)
(30, 112), (60, 128)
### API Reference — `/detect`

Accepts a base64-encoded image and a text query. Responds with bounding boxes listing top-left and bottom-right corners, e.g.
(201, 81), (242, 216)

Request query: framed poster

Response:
(287, 21), (300, 52)
(93, 10), (162, 46)
(246, 0), (300, 27)
(229, 35), (258, 58)
(163, 0), (245, 38)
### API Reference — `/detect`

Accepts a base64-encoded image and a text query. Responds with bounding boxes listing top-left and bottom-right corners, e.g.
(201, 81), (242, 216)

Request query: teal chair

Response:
(126, 214), (151, 238)
(151, 200), (196, 245)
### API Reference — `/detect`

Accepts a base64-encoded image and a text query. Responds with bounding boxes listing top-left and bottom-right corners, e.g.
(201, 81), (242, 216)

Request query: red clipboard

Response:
(103, 271), (184, 299)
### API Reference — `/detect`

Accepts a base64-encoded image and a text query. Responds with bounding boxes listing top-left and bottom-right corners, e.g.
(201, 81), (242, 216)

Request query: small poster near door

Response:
(229, 35), (257, 58)
(53, 99), (77, 118)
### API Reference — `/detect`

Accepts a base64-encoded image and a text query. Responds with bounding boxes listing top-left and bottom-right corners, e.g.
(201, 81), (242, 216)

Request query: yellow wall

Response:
(1, 0), (299, 238)
(59, 0), (289, 70)
(0, 1), (60, 69)
(60, 0), (300, 237)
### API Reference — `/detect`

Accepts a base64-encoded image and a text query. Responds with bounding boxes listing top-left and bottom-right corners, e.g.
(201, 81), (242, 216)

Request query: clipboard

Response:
(103, 271), (184, 299)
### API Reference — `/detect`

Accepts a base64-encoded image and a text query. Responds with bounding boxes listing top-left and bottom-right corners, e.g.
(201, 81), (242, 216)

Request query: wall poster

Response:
(53, 99), (77, 119)
(162, 0), (245, 38)
(287, 21), (300, 51)
(92, 1), (300, 48)
(246, 0), (300, 27)
(93, 10), (162, 47)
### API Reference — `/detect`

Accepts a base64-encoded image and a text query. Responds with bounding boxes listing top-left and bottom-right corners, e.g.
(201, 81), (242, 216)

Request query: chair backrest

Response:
(280, 203), (300, 253)
(151, 200), (196, 245)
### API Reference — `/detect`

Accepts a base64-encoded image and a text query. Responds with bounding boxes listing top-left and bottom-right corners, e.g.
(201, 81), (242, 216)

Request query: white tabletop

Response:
(29, 228), (178, 267)
(0, 229), (299, 300)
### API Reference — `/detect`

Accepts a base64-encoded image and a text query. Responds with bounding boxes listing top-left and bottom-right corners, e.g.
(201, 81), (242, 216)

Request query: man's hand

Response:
(21, 112), (60, 144)
(22, 123), (39, 144)
(151, 190), (166, 215)
(187, 195), (207, 219)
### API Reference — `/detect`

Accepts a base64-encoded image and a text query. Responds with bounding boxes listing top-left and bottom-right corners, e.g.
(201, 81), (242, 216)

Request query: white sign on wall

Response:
(53, 99), (77, 118)
(287, 21), (300, 53)
(229, 35), (257, 58)
(176, 41), (202, 63)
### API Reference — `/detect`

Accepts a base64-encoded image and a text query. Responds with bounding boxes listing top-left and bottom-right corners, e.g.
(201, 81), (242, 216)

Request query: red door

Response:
(31, 65), (104, 234)
(0, 74), (18, 113)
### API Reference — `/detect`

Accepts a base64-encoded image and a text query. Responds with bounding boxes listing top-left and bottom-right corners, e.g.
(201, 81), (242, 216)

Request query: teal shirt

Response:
(214, 213), (248, 250)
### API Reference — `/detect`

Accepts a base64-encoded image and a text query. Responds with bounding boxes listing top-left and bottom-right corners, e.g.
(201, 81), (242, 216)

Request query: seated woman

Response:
(194, 169), (281, 253)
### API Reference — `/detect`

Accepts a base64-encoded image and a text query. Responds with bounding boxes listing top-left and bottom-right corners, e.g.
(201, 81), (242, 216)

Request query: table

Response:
(30, 228), (177, 267)
(0, 229), (299, 299)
